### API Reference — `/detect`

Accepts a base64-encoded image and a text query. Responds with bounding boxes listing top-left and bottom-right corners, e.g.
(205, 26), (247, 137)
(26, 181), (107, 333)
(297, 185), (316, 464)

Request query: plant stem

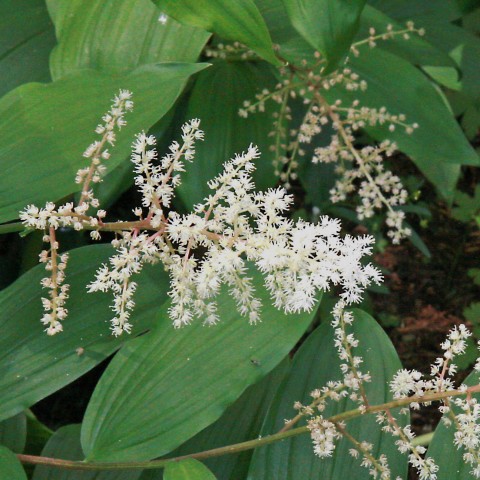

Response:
(17, 427), (307, 471)
(412, 432), (434, 447)
(17, 384), (480, 471)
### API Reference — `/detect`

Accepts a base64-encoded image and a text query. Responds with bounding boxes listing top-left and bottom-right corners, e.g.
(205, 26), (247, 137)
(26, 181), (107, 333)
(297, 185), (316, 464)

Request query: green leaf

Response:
(32, 424), (141, 480)
(81, 274), (319, 462)
(0, 446), (27, 480)
(468, 268), (480, 286)
(407, 226), (431, 258)
(452, 185), (480, 222)
(177, 61), (278, 209)
(281, 0), (367, 71)
(164, 460), (216, 480)
(154, 0), (280, 66)
(47, 0), (210, 80)
(0, 63), (207, 224)
(248, 309), (408, 479)
(420, 21), (480, 100)
(368, 0), (462, 23)
(166, 359), (290, 480)
(464, 303), (480, 328)
(0, 244), (170, 422)
(0, 413), (26, 453)
(254, 0), (316, 64)
(0, 0), (55, 98)
(24, 411), (53, 457)
(425, 370), (480, 479)
(330, 48), (479, 200)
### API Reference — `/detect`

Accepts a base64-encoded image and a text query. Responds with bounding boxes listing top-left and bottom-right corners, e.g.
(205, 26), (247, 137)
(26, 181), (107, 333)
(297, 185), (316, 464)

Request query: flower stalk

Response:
(16, 383), (480, 471)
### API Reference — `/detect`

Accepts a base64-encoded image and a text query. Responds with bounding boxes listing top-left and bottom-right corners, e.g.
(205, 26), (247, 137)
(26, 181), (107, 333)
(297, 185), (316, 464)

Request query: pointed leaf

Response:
(0, 63), (207, 224)
(0, 446), (27, 480)
(248, 309), (408, 479)
(46, 0), (210, 80)
(0, 0), (55, 98)
(81, 275), (319, 462)
(154, 0), (280, 66)
(33, 424), (141, 480)
(164, 460), (216, 480)
(177, 61), (278, 208)
(0, 244), (169, 422)
(281, 0), (367, 71)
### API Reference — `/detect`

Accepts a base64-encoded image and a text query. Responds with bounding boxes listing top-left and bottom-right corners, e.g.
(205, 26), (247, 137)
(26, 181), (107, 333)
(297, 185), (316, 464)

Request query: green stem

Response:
(17, 384), (480, 471)
(412, 432), (434, 447)
(17, 427), (308, 471)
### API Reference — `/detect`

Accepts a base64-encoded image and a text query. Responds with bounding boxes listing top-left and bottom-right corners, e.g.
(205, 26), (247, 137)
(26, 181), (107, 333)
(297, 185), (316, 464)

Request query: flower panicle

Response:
(238, 20), (426, 244)
(297, 319), (480, 479)
(19, 89), (133, 335)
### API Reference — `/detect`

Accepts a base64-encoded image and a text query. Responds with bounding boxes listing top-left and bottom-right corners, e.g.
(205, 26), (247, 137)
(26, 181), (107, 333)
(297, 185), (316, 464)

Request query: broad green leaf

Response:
(163, 460), (216, 480)
(154, 0), (280, 66)
(0, 63), (207, 224)
(47, 0), (210, 80)
(81, 274), (319, 462)
(0, 446), (27, 480)
(248, 309), (408, 479)
(368, 0), (462, 22)
(32, 424), (141, 480)
(164, 360), (290, 480)
(281, 0), (367, 71)
(177, 61), (278, 209)
(0, 413), (26, 453)
(0, 0), (55, 98)
(425, 370), (480, 479)
(330, 48), (479, 200)
(0, 244), (170, 422)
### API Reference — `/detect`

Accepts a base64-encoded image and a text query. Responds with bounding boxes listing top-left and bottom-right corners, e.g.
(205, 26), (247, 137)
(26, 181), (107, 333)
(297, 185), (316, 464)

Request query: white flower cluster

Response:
(290, 303), (480, 479)
(387, 325), (480, 478)
(38, 239), (69, 336)
(21, 92), (382, 336)
(88, 119), (205, 334)
(307, 416), (343, 458)
(76, 89), (133, 210)
(350, 442), (392, 480)
(238, 21), (424, 244)
(122, 131), (381, 331)
(19, 90), (133, 334)
(309, 101), (414, 244)
(332, 301), (372, 401)
(390, 324), (472, 402)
